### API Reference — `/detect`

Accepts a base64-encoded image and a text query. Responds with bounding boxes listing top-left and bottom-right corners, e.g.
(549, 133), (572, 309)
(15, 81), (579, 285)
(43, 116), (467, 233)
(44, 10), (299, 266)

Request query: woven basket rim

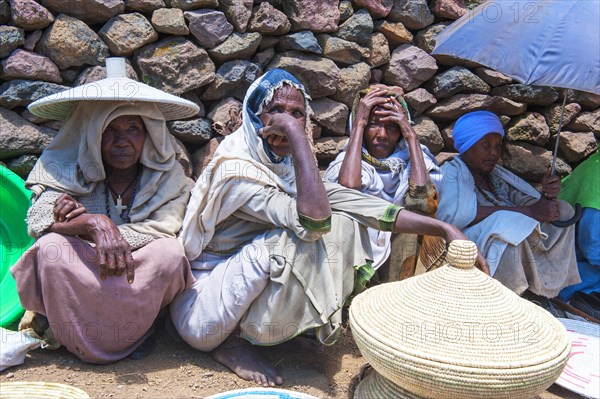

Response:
(0, 381), (90, 398)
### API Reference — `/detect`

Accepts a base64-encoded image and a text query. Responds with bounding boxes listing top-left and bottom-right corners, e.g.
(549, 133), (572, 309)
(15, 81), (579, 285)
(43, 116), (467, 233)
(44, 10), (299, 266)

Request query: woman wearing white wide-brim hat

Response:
(10, 58), (199, 363)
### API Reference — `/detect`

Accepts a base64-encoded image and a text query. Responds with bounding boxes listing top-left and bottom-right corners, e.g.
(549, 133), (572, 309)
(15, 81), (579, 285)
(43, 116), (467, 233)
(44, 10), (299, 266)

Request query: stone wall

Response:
(1, 0), (599, 183)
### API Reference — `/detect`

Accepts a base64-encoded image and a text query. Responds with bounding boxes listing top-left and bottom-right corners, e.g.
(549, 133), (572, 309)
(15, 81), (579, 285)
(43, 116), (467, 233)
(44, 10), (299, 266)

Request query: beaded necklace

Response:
(104, 166), (142, 222)
(473, 174), (503, 206)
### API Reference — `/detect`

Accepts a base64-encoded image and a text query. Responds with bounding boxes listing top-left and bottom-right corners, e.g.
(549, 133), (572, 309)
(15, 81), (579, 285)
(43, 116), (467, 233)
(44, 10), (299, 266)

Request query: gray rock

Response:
(167, 117), (213, 144)
(219, 0), (253, 32)
(338, 0), (353, 22)
(0, 26), (25, 59)
(0, 107), (56, 159)
(151, 8), (189, 35)
(166, 0), (218, 10)
(1, 0), (9, 24)
(10, 0), (54, 30)
(208, 32), (262, 64)
(474, 67), (513, 87)
(314, 136), (347, 164)
(282, 0), (339, 33)
(414, 22), (451, 53)
(384, 44), (438, 91)
(543, 102), (581, 134)
(125, 0), (166, 13)
(310, 98), (348, 135)
(258, 35), (278, 51)
(136, 37), (215, 94)
(7, 154), (38, 179)
(491, 84), (558, 106)
(430, 0), (469, 20)
(248, 2), (290, 35)
(430, 66), (491, 99)
(40, 0), (124, 25)
(502, 141), (571, 181)
(388, 0), (434, 30)
(23, 29), (43, 51)
(0, 79), (67, 109)
(375, 20), (412, 47)
(366, 32), (390, 68)
(404, 88), (437, 117)
(336, 8), (373, 46)
(331, 62), (371, 108)
(570, 90), (600, 110)
(566, 109), (600, 136)
(353, 0), (393, 19)
(252, 47), (275, 69)
(413, 115), (443, 153)
(317, 34), (369, 66)
(207, 97), (242, 136)
(505, 112), (550, 146)
(277, 31), (322, 54)
(99, 12), (158, 56)
(191, 136), (223, 180)
(73, 62), (138, 85)
(268, 51), (340, 99)
(185, 9), (232, 49)
(426, 94), (527, 121)
(552, 131), (598, 163)
(0, 49), (62, 83)
(201, 60), (261, 101)
(37, 14), (109, 69)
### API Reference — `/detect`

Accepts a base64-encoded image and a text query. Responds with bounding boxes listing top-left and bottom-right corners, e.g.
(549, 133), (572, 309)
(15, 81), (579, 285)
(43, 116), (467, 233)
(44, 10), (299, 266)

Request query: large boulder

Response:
(0, 107), (56, 160)
(40, 0), (124, 24)
(429, 66), (490, 99)
(383, 44), (438, 91)
(248, 2), (290, 35)
(331, 62), (371, 108)
(201, 60), (261, 101)
(207, 32), (262, 64)
(388, 0), (434, 30)
(151, 8), (189, 35)
(0, 79), (67, 109)
(277, 31), (323, 54)
(474, 67), (513, 87)
(136, 37), (215, 94)
(502, 141), (571, 181)
(167, 117), (213, 145)
(166, 0), (218, 10)
(219, 0), (253, 32)
(543, 102), (581, 134)
(366, 32), (390, 68)
(336, 8), (373, 45)
(99, 12), (158, 56)
(414, 22), (450, 53)
(505, 112), (550, 146)
(314, 136), (347, 164)
(37, 14), (109, 69)
(207, 97), (242, 136)
(413, 115), (443, 153)
(281, 0), (340, 33)
(566, 109), (600, 137)
(553, 131), (598, 163)
(10, 0), (54, 30)
(491, 84), (559, 106)
(268, 51), (340, 99)
(310, 98), (349, 135)
(185, 9), (233, 49)
(0, 26), (25, 59)
(318, 34), (369, 66)
(375, 20), (412, 47)
(125, 0), (166, 13)
(404, 88), (437, 117)
(0, 49), (62, 83)
(427, 94), (527, 121)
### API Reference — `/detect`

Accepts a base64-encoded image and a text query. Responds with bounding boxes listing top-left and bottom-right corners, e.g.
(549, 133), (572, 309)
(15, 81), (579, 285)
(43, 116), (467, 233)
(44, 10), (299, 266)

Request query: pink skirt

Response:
(10, 233), (194, 364)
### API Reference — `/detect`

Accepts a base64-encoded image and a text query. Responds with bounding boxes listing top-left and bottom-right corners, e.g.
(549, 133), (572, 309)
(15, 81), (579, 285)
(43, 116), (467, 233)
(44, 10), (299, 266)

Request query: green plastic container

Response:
(0, 166), (34, 327)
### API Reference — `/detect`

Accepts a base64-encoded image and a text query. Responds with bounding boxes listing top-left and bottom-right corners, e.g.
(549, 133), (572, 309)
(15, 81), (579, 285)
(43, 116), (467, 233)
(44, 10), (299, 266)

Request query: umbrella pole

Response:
(550, 92), (568, 176)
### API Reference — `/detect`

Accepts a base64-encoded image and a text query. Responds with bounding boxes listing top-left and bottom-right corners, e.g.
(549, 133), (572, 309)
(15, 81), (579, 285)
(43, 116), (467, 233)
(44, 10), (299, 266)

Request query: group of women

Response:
(11, 59), (584, 387)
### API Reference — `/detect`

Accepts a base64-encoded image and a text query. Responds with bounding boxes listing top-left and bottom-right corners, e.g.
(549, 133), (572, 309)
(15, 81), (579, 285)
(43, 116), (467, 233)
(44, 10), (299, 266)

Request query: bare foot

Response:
(212, 335), (283, 387)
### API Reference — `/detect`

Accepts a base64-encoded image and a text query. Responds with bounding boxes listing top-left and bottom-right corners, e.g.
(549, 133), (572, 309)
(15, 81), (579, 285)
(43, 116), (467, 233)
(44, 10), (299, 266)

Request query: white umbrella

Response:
(432, 0), (600, 174)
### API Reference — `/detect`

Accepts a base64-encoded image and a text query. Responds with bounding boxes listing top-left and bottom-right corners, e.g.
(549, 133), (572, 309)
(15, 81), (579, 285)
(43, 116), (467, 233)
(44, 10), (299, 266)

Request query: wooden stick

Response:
(550, 298), (600, 324)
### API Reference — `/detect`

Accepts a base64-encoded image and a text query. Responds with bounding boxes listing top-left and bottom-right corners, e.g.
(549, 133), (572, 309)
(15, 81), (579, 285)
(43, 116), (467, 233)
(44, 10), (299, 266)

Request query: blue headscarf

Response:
(453, 111), (504, 154)
(244, 69), (310, 162)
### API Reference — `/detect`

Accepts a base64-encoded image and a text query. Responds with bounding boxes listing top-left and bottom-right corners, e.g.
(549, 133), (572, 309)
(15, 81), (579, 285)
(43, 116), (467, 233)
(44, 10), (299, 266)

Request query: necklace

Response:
(104, 166), (142, 221)
(473, 174), (503, 206)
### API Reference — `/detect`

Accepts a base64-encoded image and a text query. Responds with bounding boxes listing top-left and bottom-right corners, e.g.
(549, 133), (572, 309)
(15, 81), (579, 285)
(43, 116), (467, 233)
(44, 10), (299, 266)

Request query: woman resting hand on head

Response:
(436, 110), (580, 298)
(10, 61), (196, 364)
(172, 69), (477, 387)
(323, 85), (464, 277)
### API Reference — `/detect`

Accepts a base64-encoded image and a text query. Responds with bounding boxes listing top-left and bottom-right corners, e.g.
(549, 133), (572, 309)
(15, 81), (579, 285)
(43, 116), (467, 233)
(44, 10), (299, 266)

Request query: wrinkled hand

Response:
(259, 112), (306, 147)
(529, 197), (561, 222)
(53, 193), (86, 222)
(372, 97), (415, 140)
(541, 167), (561, 199)
(87, 215), (135, 284)
(353, 89), (390, 130)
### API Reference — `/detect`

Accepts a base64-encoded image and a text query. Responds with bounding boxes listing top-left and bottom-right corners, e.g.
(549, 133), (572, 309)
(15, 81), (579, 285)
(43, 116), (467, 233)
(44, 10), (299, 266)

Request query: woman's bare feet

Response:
(212, 335), (283, 387)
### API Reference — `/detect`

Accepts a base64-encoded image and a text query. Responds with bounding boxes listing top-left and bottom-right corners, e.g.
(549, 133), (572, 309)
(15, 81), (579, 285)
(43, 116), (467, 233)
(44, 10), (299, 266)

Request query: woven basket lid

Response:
(0, 382), (90, 398)
(349, 240), (571, 399)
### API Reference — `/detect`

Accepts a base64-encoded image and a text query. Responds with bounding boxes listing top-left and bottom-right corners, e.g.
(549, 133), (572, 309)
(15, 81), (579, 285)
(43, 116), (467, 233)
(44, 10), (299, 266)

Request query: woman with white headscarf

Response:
(10, 58), (197, 363)
(173, 69), (475, 387)
(436, 110), (580, 297)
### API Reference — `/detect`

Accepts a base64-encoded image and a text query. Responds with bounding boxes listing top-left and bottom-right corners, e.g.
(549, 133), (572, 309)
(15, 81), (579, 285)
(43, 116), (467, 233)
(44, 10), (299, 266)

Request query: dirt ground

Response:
(0, 319), (586, 399)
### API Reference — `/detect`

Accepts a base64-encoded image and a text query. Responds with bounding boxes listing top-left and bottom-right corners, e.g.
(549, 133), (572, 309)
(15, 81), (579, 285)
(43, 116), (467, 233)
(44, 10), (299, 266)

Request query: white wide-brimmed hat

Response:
(28, 58), (200, 121)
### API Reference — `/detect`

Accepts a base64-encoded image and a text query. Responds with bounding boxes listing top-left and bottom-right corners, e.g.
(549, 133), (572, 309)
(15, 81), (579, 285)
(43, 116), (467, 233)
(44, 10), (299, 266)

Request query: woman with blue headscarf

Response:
(172, 69), (473, 386)
(437, 110), (580, 298)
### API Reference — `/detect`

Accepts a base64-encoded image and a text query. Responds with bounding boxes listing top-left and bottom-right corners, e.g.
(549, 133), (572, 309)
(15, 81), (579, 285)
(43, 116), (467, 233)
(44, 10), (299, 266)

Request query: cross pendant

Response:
(115, 195), (128, 214)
